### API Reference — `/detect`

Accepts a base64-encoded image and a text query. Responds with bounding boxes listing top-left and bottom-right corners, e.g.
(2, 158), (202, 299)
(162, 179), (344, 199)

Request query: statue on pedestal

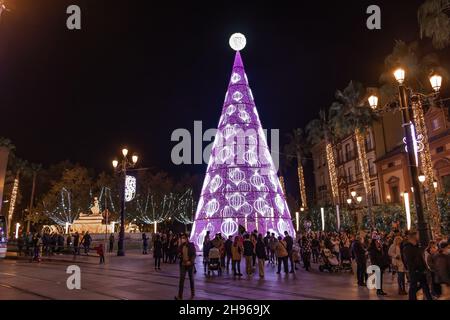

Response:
(90, 197), (101, 216)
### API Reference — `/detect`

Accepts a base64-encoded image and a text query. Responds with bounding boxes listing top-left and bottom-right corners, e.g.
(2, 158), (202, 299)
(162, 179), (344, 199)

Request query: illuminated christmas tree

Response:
(190, 34), (294, 249)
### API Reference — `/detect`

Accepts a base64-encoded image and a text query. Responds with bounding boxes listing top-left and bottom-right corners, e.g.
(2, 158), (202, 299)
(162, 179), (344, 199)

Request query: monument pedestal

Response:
(71, 215), (111, 234)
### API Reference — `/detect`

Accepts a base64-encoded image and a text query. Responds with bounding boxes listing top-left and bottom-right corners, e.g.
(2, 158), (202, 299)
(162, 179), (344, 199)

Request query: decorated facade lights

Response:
(112, 147), (138, 256)
(368, 69), (444, 246)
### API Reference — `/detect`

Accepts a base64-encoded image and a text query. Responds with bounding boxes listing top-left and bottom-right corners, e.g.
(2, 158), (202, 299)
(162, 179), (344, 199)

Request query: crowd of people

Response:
(152, 227), (449, 300)
(13, 226), (450, 301)
(16, 230), (102, 262)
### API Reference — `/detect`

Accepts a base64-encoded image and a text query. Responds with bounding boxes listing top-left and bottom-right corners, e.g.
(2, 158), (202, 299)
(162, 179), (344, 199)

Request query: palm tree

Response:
(306, 109), (339, 205)
(418, 0), (450, 49)
(284, 128), (309, 209)
(26, 163), (42, 233)
(332, 81), (378, 228)
(7, 158), (28, 236)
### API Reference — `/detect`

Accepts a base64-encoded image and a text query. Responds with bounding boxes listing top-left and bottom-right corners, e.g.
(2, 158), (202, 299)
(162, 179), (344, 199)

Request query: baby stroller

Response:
(207, 247), (222, 276)
(319, 248), (340, 273)
(339, 246), (353, 273)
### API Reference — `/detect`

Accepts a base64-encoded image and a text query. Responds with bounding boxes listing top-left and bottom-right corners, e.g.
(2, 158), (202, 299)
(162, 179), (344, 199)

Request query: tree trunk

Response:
(7, 171), (20, 237)
(325, 140), (339, 205)
(411, 97), (441, 237)
(26, 171), (37, 233)
(296, 157), (307, 209)
(355, 128), (373, 228)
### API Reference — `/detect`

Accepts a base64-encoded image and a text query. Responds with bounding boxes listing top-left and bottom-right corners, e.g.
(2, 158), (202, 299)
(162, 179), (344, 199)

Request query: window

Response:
(345, 144), (352, 161)
(347, 167), (353, 182)
(388, 162), (394, 168)
(368, 159), (375, 175)
(320, 174), (325, 186)
(436, 146), (444, 154)
(432, 118), (441, 131)
(391, 186), (400, 204)
(365, 133), (373, 150)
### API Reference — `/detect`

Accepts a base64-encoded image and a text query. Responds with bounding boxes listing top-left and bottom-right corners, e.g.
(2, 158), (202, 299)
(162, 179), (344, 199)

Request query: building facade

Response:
(311, 104), (450, 207)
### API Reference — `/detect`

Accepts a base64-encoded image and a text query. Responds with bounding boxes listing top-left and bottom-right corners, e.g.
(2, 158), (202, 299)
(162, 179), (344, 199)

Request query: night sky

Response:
(0, 0), (448, 179)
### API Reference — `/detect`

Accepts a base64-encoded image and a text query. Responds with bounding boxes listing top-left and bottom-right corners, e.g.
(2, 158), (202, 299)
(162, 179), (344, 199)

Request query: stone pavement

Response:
(0, 250), (446, 300)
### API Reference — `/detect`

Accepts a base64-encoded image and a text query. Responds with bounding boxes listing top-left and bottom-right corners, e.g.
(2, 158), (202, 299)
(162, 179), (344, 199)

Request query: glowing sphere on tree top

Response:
(190, 34), (295, 250)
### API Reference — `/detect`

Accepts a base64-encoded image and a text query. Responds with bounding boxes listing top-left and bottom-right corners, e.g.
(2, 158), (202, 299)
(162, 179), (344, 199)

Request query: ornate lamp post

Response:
(347, 192), (363, 231)
(368, 70), (443, 246)
(112, 148), (138, 256)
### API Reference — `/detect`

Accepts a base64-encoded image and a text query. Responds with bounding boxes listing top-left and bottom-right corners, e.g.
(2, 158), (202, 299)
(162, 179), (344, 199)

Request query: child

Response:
(95, 243), (105, 264)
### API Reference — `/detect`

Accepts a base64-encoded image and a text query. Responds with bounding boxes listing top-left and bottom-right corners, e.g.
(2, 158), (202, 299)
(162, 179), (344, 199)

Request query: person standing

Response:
(153, 234), (163, 270)
(95, 243), (105, 264)
(17, 233), (24, 256)
(142, 233), (149, 254)
(174, 234), (196, 300)
(243, 234), (254, 276)
(255, 234), (267, 278)
(269, 233), (277, 265)
(202, 236), (212, 274)
(425, 241), (441, 298)
(301, 235), (312, 271)
(251, 232), (257, 268)
(73, 232), (80, 255)
(368, 238), (388, 296)
(431, 242), (449, 298)
(57, 233), (64, 254)
(66, 233), (72, 252)
(108, 233), (114, 253)
(311, 234), (320, 264)
(284, 231), (295, 273)
(275, 236), (289, 274)
(351, 233), (367, 287)
(83, 231), (92, 254)
(231, 236), (243, 277)
(389, 235), (407, 295)
(402, 231), (433, 300)
(225, 235), (233, 272)
(263, 231), (271, 260)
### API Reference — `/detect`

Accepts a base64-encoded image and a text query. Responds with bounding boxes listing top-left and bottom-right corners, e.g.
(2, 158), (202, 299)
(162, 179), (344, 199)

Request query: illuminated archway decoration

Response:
(190, 38), (294, 250)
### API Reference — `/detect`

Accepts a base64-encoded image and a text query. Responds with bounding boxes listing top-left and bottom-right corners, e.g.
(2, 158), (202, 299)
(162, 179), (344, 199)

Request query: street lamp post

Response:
(112, 148), (138, 256)
(397, 74), (429, 246)
(368, 69), (443, 247)
(347, 192), (363, 231)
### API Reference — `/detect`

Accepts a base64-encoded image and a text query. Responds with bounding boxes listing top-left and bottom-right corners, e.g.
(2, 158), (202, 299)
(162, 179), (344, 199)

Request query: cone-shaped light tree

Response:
(190, 34), (295, 250)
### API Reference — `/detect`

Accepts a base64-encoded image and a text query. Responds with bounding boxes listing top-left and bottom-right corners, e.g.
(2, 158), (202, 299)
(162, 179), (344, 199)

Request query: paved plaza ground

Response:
(0, 250), (447, 300)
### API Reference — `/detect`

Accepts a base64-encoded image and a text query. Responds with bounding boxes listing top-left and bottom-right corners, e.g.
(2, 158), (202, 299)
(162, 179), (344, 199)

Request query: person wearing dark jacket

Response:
(142, 233), (149, 254)
(73, 232), (80, 255)
(175, 234), (196, 300)
(255, 234), (267, 278)
(225, 236), (233, 272)
(202, 237), (212, 274)
(153, 234), (163, 270)
(109, 233), (114, 253)
(431, 242), (450, 295)
(284, 231), (295, 273)
(351, 235), (367, 286)
(243, 234), (254, 275)
(402, 232), (433, 300)
(368, 238), (387, 296)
